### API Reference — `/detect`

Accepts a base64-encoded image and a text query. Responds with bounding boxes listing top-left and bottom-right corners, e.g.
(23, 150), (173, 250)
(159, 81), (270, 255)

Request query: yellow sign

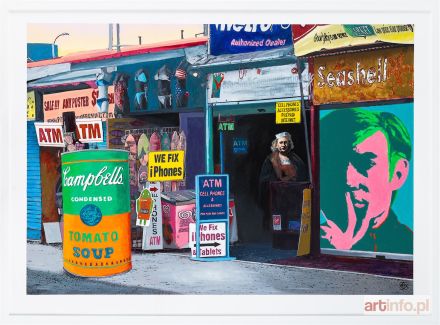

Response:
(148, 150), (185, 182)
(275, 101), (301, 124)
(297, 188), (312, 256)
(27, 91), (36, 121)
(294, 24), (414, 57)
(313, 46), (413, 105)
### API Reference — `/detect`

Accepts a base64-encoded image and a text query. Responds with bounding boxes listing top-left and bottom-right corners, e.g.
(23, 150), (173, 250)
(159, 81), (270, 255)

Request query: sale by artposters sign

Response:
(276, 101), (301, 124)
(209, 24), (293, 56)
(34, 122), (65, 147)
(43, 86), (115, 122)
(142, 182), (163, 250)
(193, 174), (234, 261)
(292, 24), (414, 57)
(208, 64), (310, 104)
(313, 46), (413, 105)
(148, 150), (185, 182)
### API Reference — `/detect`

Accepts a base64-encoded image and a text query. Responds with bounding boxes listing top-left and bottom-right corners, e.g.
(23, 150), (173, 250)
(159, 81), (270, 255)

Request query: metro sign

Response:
(76, 118), (103, 143)
(34, 122), (65, 147)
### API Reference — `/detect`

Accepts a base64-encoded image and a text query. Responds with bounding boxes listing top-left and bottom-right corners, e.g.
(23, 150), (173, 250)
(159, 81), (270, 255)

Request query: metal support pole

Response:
(205, 75), (214, 173)
(297, 58), (313, 183)
(108, 24), (113, 50)
(116, 24), (121, 52)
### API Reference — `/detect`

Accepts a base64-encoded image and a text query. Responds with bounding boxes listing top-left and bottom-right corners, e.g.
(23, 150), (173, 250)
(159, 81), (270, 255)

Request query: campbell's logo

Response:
(63, 166), (124, 191)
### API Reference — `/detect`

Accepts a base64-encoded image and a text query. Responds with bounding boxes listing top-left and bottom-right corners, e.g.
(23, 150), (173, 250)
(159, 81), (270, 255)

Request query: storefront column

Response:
(205, 87), (214, 173)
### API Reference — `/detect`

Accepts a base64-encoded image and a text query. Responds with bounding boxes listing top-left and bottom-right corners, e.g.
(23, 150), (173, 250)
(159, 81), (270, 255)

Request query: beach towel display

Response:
(113, 73), (130, 117)
(154, 65), (172, 109)
(95, 69), (112, 113)
(134, 69), (149, 110)
(175, 59), (190, 108)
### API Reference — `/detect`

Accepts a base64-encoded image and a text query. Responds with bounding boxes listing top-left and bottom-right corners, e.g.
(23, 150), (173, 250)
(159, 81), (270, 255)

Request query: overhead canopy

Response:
(189, 46), (298, 73)
(293, 24), (414, 57)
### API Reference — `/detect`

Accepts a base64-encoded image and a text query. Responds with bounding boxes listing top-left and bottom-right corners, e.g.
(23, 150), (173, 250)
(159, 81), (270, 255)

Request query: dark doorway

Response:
(214, 113), (308, 243)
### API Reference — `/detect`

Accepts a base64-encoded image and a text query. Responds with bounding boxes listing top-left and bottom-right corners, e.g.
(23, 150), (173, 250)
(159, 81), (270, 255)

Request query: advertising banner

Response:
(208, 64), (310, 104)
(34, 122), (65, 147)
(319, 103), (413, 256)
(75, 118), (103, 143)
(292, 24), (414, 57)
(27, 91), (36, 121)
(275, 101), (301, 124)
(209, 24), (292, 56)
(43, 86), (115, 122)
(148, 150), (185, 182)
(142, 182), (164, 250)
(313, 46), (413, 105)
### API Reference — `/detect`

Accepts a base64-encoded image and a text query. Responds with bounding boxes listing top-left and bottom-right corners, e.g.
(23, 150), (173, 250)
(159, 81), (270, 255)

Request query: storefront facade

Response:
(293, 24), (414, 258)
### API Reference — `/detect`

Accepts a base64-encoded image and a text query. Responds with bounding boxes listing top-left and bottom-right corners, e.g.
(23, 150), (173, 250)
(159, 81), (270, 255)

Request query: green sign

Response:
(218, 122), (235, 131)
(343, 25), (375, 38)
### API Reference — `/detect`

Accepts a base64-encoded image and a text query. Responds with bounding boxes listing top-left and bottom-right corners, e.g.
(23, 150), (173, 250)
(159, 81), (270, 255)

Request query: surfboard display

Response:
(137, 133), (149, 193)
(177, 130), (187, 190)
(170, 131), (179, 191)
(161, 132), (172, 193)
(124, 134), (138, 200)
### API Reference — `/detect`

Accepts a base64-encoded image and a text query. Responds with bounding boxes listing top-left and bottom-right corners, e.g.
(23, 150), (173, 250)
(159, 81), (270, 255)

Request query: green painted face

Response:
(139, 189), (151, 199)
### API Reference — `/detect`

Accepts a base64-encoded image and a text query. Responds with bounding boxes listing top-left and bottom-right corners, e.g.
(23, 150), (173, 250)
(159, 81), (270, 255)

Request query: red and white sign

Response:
(142, 182), (164, 251)
(34, 122), (65, 147)
(76, 118), (103, 143)
(43, 86), (115, 122)
(189, 222), (226, 258)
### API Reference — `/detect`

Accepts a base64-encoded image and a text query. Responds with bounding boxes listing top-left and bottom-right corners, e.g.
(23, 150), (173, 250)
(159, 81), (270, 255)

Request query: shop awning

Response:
(27, 68), (102, 87)
(189, 46), (297, 73)
(27, 63), (71, 82)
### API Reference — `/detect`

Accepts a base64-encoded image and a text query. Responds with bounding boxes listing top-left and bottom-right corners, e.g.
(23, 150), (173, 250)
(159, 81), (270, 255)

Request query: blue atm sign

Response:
(198, 175), (228, 221)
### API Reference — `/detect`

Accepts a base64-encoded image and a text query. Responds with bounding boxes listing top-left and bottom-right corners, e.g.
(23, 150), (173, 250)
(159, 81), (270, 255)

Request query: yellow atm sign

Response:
(276, 101), (301, 124)
(148, 150), (185, 182)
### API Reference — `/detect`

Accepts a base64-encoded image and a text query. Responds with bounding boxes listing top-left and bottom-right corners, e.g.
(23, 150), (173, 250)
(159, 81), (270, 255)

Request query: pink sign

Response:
(43, 86), (115, 122)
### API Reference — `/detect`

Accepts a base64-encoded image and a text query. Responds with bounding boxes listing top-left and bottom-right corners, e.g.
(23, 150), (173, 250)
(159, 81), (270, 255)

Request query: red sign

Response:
(34, 122), (65, 147)
(75, 119), (103, 143)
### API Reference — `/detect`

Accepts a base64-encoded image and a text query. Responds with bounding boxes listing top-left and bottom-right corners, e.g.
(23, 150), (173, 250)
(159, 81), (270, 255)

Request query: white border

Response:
(1, 0), (439, 324)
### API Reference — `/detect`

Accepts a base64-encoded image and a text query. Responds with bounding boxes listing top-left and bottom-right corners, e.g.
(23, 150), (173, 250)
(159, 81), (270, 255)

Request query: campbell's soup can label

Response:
(61, 150), (131, 277)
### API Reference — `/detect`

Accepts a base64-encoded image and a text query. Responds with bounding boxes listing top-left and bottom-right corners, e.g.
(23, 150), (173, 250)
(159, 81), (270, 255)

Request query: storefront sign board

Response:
(142, 182), (164, 250)
(193, 174), (234, 261)
(76, 119), (103, 143)
(148, 150), (185, 182)
(34, 122), (65, 147)
(313, 46), (413, 105)
(232, 138), (248, 154)
(208, 64), (309, 104)
(189, 222), (227, 258)
(276, 101), (301, 124)
(209, 24), (292, 56)
(43, 86), (115, 122)
(293, 24), (414, 57)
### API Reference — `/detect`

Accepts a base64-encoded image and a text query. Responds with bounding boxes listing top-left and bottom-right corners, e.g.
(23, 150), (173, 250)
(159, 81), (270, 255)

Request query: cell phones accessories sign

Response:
(209, 24), (292, 56)
(192, 175), (235, 261)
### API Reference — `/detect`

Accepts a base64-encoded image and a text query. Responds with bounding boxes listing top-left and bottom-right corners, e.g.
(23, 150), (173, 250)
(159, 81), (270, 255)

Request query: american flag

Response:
(175, 68), (187, 80)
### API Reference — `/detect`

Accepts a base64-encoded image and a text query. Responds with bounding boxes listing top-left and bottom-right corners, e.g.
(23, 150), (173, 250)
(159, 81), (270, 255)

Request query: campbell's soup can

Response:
(61, 150), (131, 277)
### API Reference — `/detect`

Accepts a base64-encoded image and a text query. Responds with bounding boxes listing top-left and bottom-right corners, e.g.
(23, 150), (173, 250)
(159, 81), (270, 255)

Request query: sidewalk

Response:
(27, 242), (413, 295)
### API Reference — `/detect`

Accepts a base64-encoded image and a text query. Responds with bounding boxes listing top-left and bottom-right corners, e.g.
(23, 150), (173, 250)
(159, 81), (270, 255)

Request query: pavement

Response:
(27, 242), (413, 295)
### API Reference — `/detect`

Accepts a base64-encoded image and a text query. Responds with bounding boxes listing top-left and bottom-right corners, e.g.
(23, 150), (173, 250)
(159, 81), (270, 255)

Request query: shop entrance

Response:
(214, 113), (308, 244)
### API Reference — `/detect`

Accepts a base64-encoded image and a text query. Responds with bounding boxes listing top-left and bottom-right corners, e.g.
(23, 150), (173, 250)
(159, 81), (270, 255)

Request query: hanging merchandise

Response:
(113, 73), (130, 117)
(124, 134), (138, 199)
(136, 188), (153, 227)
(175, 59), (190, 108)
(95, 68), (112, 113)
(161, 132), (172, 193)
(170, 131), (179, 191)
(134, 69), (149, 110)
(177, 130), (187, 190)
(137, 133), (150, 193)
(154, 65), (172, 109)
